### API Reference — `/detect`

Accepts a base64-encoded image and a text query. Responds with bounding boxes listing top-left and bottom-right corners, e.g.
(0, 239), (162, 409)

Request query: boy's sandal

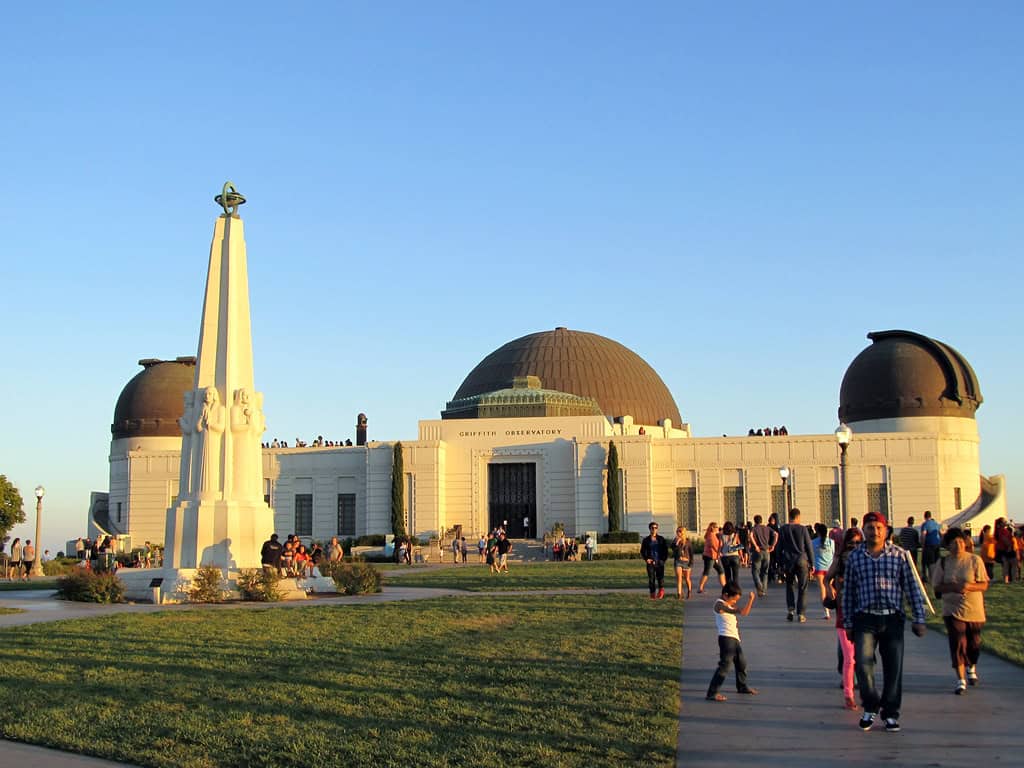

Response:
(706, 693), (727, 701)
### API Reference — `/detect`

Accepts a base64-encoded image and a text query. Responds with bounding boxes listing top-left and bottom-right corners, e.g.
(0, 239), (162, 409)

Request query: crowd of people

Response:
(2, 537), (40, 579)
(263, 436), (355, 449)
(259, 533), (346, 577)
(656, 507), (1012, 732)
(745, 426), (789, 436)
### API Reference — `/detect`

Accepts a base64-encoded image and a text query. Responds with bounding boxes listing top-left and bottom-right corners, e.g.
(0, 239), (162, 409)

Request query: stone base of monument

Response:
(116, 568), (337, 603)
(296, 575), (338, 595)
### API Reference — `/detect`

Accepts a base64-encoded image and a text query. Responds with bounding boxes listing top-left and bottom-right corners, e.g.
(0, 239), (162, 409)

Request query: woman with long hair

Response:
(812, 522), (835, 619)
(699, 523), (725, 594)
(720, 521), (742, 587)
(671, 527), (693, 599)
(825, 527), (863, 710)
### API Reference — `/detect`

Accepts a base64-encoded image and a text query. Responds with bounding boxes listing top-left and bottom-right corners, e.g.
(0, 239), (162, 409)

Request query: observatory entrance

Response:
(488, 462), (536, 538)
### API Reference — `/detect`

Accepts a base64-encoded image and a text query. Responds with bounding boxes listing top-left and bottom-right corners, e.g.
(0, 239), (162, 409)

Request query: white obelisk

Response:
(163, 183), (274, 571)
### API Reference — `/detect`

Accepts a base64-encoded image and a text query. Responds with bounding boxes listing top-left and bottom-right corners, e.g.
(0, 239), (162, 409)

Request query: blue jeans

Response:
(750, 551), (769, 593)
(853, 612), (905, 719)
(721, 556), (741, 587)
(646, 562), (665, 594)
(785, 558), (809, 615)
(707, 636), (751, 696)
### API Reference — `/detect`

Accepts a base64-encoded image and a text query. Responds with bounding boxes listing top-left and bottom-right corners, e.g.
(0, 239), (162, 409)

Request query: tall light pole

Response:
(779, 466), (791, 515)
(835, 424), (852, 530)
(31, 485), (45, 577)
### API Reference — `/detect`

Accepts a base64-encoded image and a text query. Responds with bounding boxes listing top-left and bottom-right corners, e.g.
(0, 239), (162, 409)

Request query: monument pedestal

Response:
(164, 499), (274, 571)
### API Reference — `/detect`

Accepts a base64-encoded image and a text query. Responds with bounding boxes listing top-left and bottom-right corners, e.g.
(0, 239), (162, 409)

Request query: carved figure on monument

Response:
(195, 386), (225, 497)
(177, 390), (197, 492)
(230, 387), (266, 499)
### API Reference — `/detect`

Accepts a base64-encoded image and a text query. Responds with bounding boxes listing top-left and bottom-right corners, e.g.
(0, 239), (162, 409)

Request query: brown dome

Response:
(112, 357), (196, 439)
(838, 331), (982, 423)
(450, 328), (682, 426)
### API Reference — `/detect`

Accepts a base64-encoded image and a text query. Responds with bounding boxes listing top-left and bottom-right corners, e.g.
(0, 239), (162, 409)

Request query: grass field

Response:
(383, 560), (649, 591)
(0, 593), (683, 768)
(925, 580), (1024, 667)
(0, 607), (25, 615)
(0, 579), (58, 591)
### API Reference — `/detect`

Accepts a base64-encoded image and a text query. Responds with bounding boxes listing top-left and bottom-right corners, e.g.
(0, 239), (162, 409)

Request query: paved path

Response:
(677, 581), (1024, 766)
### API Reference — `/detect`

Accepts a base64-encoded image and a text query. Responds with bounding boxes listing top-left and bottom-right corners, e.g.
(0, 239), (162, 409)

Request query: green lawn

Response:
(0, 593), (683, 768)
(383, 560), (649, 591)
(0, 579), (58, 591)
(926, 580), (1024, 667)
(0, 607), (25, 615)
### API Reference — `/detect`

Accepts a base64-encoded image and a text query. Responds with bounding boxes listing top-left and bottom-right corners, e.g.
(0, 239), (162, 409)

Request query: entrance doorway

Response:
(488, 462), (536, 538)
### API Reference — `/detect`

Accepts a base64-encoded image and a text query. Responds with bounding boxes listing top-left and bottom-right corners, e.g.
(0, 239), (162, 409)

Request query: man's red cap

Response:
(862, 511), (888, 528)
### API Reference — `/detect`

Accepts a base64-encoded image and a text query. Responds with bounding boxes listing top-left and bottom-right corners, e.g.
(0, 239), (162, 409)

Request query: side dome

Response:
(112, 357), (196, 439)
(450, 327), (682, 426)
(838, 330), (982, 423)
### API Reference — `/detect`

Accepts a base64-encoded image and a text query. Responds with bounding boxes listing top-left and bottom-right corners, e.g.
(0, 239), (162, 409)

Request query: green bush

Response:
(55, 571), (125, 603)
(188, 565), (227, 603)
(236, 569), (283, 602)
(600, 531), (640, 544)
(593, 551), (643, 560)
(318, 561), (382, 595)
(42, 557), (80, 577)
(351, 534), (386, 547)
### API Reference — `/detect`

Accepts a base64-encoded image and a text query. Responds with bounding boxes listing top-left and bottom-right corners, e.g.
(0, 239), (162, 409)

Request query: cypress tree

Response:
(607, 440), (622, 532)
(391, 441), (407, 538)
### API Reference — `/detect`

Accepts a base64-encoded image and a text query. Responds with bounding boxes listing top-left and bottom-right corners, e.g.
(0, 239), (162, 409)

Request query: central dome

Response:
(450, 327), (682, 426)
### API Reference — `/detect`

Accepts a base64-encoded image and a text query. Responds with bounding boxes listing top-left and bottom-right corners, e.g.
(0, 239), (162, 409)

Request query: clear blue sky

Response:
(2, 2), (1020, 553)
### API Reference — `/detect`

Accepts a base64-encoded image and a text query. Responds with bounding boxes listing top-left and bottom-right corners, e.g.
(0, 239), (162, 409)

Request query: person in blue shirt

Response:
(921, 510), (942, 580)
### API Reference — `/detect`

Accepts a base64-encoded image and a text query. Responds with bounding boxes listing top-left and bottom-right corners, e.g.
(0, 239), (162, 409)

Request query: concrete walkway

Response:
(677, 581), (1024, 766)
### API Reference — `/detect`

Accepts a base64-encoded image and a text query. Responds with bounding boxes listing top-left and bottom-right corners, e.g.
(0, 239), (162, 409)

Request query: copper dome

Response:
(838, 331), (982, 423)
(450, 328), (682, 426)
(111, 357), (196, 439)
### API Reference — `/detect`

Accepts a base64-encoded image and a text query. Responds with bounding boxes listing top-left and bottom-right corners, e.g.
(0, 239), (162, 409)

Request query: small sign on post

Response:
(149, 577), (164, 605)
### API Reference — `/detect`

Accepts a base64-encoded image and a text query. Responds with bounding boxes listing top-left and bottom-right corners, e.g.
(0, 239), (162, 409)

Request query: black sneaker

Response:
(884, 717), (900, 732)
(787, 610), (795, 622)
(859, 712), (876, 731)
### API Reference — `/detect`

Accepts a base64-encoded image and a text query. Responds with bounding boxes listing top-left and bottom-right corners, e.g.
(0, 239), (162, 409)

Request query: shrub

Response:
(43, 557), (80, 577)
(55, 571), (125, 603)
(319, 561), (382, 595)
(600, 531), (640, 544)
(352, 534), (386, 547)
(189, 565), (228, 603)
(593, 551), (643, 560)
(236, 569), (283, 602)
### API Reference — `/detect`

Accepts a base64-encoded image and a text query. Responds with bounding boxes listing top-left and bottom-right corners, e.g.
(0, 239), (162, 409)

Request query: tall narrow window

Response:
(771, 486), (785, 519)
(954, 487), (962, 510)
(337, 494), (356, 537)
(723, 486), (744, 527)
(676, 488), (697, 531)
(866, 483), (889, 517)
(818, 484), (839, 523)
(295, 493), (313, 536)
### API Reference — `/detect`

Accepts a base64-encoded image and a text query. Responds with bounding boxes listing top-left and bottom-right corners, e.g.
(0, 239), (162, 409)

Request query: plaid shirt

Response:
(842, 542), (927, 628)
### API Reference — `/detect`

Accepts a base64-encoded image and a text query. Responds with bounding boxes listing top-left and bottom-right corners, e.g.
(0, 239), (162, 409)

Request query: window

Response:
(866, 483), (889, 517)
(295, 493), (313, 536)
(116, 502), (123, 523)
(954, 487), (962, 510)
(818, 484), (839, 522)
(723, 486), (744, 527)
(337, 494), (356, 537)
(676, 488), (697, 531)
(771, 486), (785, 518)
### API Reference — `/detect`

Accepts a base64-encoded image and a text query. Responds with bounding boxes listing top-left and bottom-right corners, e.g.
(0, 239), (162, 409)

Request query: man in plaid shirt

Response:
(842, 511), (928, 733)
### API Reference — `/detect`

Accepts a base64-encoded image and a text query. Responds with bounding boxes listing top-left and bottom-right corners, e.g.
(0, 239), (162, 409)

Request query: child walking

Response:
(706, 582), (759, 701)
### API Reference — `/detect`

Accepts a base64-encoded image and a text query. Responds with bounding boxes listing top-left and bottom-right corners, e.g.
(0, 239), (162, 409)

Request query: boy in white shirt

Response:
(706, 582), (759, 701)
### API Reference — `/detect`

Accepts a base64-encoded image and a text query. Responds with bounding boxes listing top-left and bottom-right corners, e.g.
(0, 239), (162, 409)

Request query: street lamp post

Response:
(835, 424), (852, 530)
(31, 485), (45, 577)
(778, 466), (791, 515)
